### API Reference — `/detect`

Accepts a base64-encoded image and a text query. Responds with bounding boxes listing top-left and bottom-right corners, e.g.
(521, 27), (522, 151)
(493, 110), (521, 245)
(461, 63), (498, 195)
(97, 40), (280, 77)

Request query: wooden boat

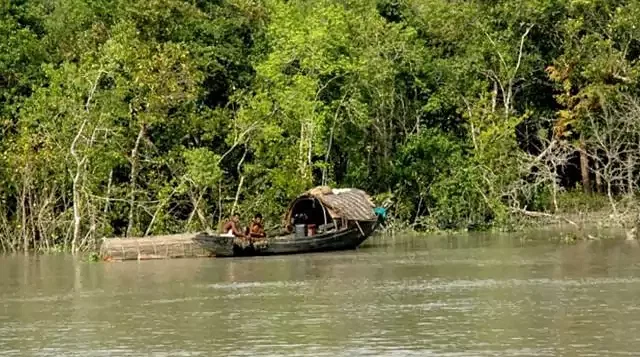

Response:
(194, 186), (383, 257)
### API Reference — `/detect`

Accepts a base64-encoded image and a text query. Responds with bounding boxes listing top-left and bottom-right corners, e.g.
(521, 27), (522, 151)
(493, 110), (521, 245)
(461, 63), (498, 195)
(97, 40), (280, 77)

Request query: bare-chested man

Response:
(247, 213), (266, 238)
(221, 214), (244, 237)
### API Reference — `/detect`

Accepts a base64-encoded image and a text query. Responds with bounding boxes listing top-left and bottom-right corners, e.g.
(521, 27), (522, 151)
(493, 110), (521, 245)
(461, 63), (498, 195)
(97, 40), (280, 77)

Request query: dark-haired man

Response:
(247, 213), (266, 238)
(222, 214), (244, 237)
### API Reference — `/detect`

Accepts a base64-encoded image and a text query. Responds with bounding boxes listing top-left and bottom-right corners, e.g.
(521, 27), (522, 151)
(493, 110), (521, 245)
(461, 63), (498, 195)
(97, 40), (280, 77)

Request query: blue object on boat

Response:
(374, 207), (387, 223)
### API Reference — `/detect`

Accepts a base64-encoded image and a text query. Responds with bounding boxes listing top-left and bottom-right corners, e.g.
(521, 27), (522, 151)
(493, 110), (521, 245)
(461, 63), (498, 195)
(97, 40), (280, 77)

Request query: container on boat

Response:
(295, 224), (306, 238)
(307, 224), (316, 236)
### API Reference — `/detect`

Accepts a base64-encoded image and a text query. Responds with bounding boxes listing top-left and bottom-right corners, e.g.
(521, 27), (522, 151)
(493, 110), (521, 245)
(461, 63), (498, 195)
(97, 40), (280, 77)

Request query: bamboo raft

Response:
(100, 233), (213, 261)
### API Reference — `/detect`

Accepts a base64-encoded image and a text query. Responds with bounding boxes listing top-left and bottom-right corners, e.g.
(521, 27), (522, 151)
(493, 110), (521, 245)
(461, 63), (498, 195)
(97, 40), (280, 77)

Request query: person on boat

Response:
(246, 213), (266, 238)
(221, 214), (244, 237)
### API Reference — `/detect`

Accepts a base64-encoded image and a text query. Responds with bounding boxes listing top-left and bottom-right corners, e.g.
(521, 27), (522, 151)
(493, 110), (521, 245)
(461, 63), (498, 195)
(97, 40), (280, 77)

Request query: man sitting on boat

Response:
(221, 214), (244, 237)
(246, 213), (266, 238)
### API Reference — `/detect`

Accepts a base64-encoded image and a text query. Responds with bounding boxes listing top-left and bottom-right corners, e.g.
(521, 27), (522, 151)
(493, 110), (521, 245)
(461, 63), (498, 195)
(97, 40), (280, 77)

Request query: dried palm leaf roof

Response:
(285, 186), (376, 222)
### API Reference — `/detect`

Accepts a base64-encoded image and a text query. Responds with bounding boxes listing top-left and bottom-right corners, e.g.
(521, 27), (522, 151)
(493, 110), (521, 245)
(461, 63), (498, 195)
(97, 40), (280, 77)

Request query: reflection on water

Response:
(2, 232), (640, 356)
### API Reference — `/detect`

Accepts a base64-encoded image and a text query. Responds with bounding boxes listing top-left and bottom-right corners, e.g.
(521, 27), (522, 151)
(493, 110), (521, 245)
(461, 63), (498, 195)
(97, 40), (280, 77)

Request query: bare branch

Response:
(513, 24), (534, 84)
(481, 27), (508, 72)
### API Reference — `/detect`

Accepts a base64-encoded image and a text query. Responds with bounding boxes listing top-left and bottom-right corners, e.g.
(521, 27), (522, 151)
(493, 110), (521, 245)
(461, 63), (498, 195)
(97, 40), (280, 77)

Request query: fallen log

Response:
(100, 233), (214, 261)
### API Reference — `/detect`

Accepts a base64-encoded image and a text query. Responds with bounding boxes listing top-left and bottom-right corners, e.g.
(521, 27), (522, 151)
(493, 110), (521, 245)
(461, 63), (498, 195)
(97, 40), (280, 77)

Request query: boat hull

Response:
(194, 221), (377, 257)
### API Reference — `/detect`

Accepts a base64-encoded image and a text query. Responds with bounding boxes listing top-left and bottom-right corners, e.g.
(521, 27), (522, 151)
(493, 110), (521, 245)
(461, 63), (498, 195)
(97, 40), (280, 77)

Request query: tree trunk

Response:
(299, 123), (306, 178)
(628, 154), (634, 196)
(322, 122), (335, 186)
(70, 70), (101, 252)
(491, 81), (498, 114)
(88, 197), (97, 249)
(71, 159), (83, 253)
(27, 187), (37, 249)
(579, 137), (591, 194)
(70, 119), (88, 253)
(36, 188), (55, 252)
(231, 176), (244, 217)
(145, 187), (177, 236)
(551, 167), (558, 213)
(307, 124), (313, 174)
(20, 179), (28, 251)
(231, 148), (247, 217)
(126, 125), (145, 237)
(594, 159), (602, 193)
(104, 169), (113, 214)
(186, 191), (204, 229)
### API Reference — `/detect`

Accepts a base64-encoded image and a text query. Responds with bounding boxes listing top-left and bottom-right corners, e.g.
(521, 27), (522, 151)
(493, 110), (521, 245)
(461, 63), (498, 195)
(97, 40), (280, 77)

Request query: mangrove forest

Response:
(2, 0), (640, 252)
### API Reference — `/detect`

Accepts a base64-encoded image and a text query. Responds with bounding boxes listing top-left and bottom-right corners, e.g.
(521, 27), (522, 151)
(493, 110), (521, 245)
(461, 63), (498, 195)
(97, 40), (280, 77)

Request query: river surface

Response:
(2, 232), (640, 356)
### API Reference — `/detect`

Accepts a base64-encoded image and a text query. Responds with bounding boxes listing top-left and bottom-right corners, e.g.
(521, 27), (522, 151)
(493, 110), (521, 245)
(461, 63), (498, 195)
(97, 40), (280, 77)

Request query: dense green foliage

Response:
(2, 0), (640, 252)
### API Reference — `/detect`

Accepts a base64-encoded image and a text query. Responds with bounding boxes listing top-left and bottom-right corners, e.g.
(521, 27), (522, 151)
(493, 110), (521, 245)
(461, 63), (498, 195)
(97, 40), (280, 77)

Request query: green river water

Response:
(2, 232), (640, 356)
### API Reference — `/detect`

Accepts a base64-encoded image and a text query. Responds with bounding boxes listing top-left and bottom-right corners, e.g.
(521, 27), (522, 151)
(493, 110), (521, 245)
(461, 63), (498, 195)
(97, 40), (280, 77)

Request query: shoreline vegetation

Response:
(2, 0), (640, 254)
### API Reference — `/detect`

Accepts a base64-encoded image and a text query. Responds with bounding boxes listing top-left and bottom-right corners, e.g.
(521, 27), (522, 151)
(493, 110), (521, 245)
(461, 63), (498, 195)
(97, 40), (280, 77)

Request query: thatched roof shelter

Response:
(284, 186), (376, 227)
